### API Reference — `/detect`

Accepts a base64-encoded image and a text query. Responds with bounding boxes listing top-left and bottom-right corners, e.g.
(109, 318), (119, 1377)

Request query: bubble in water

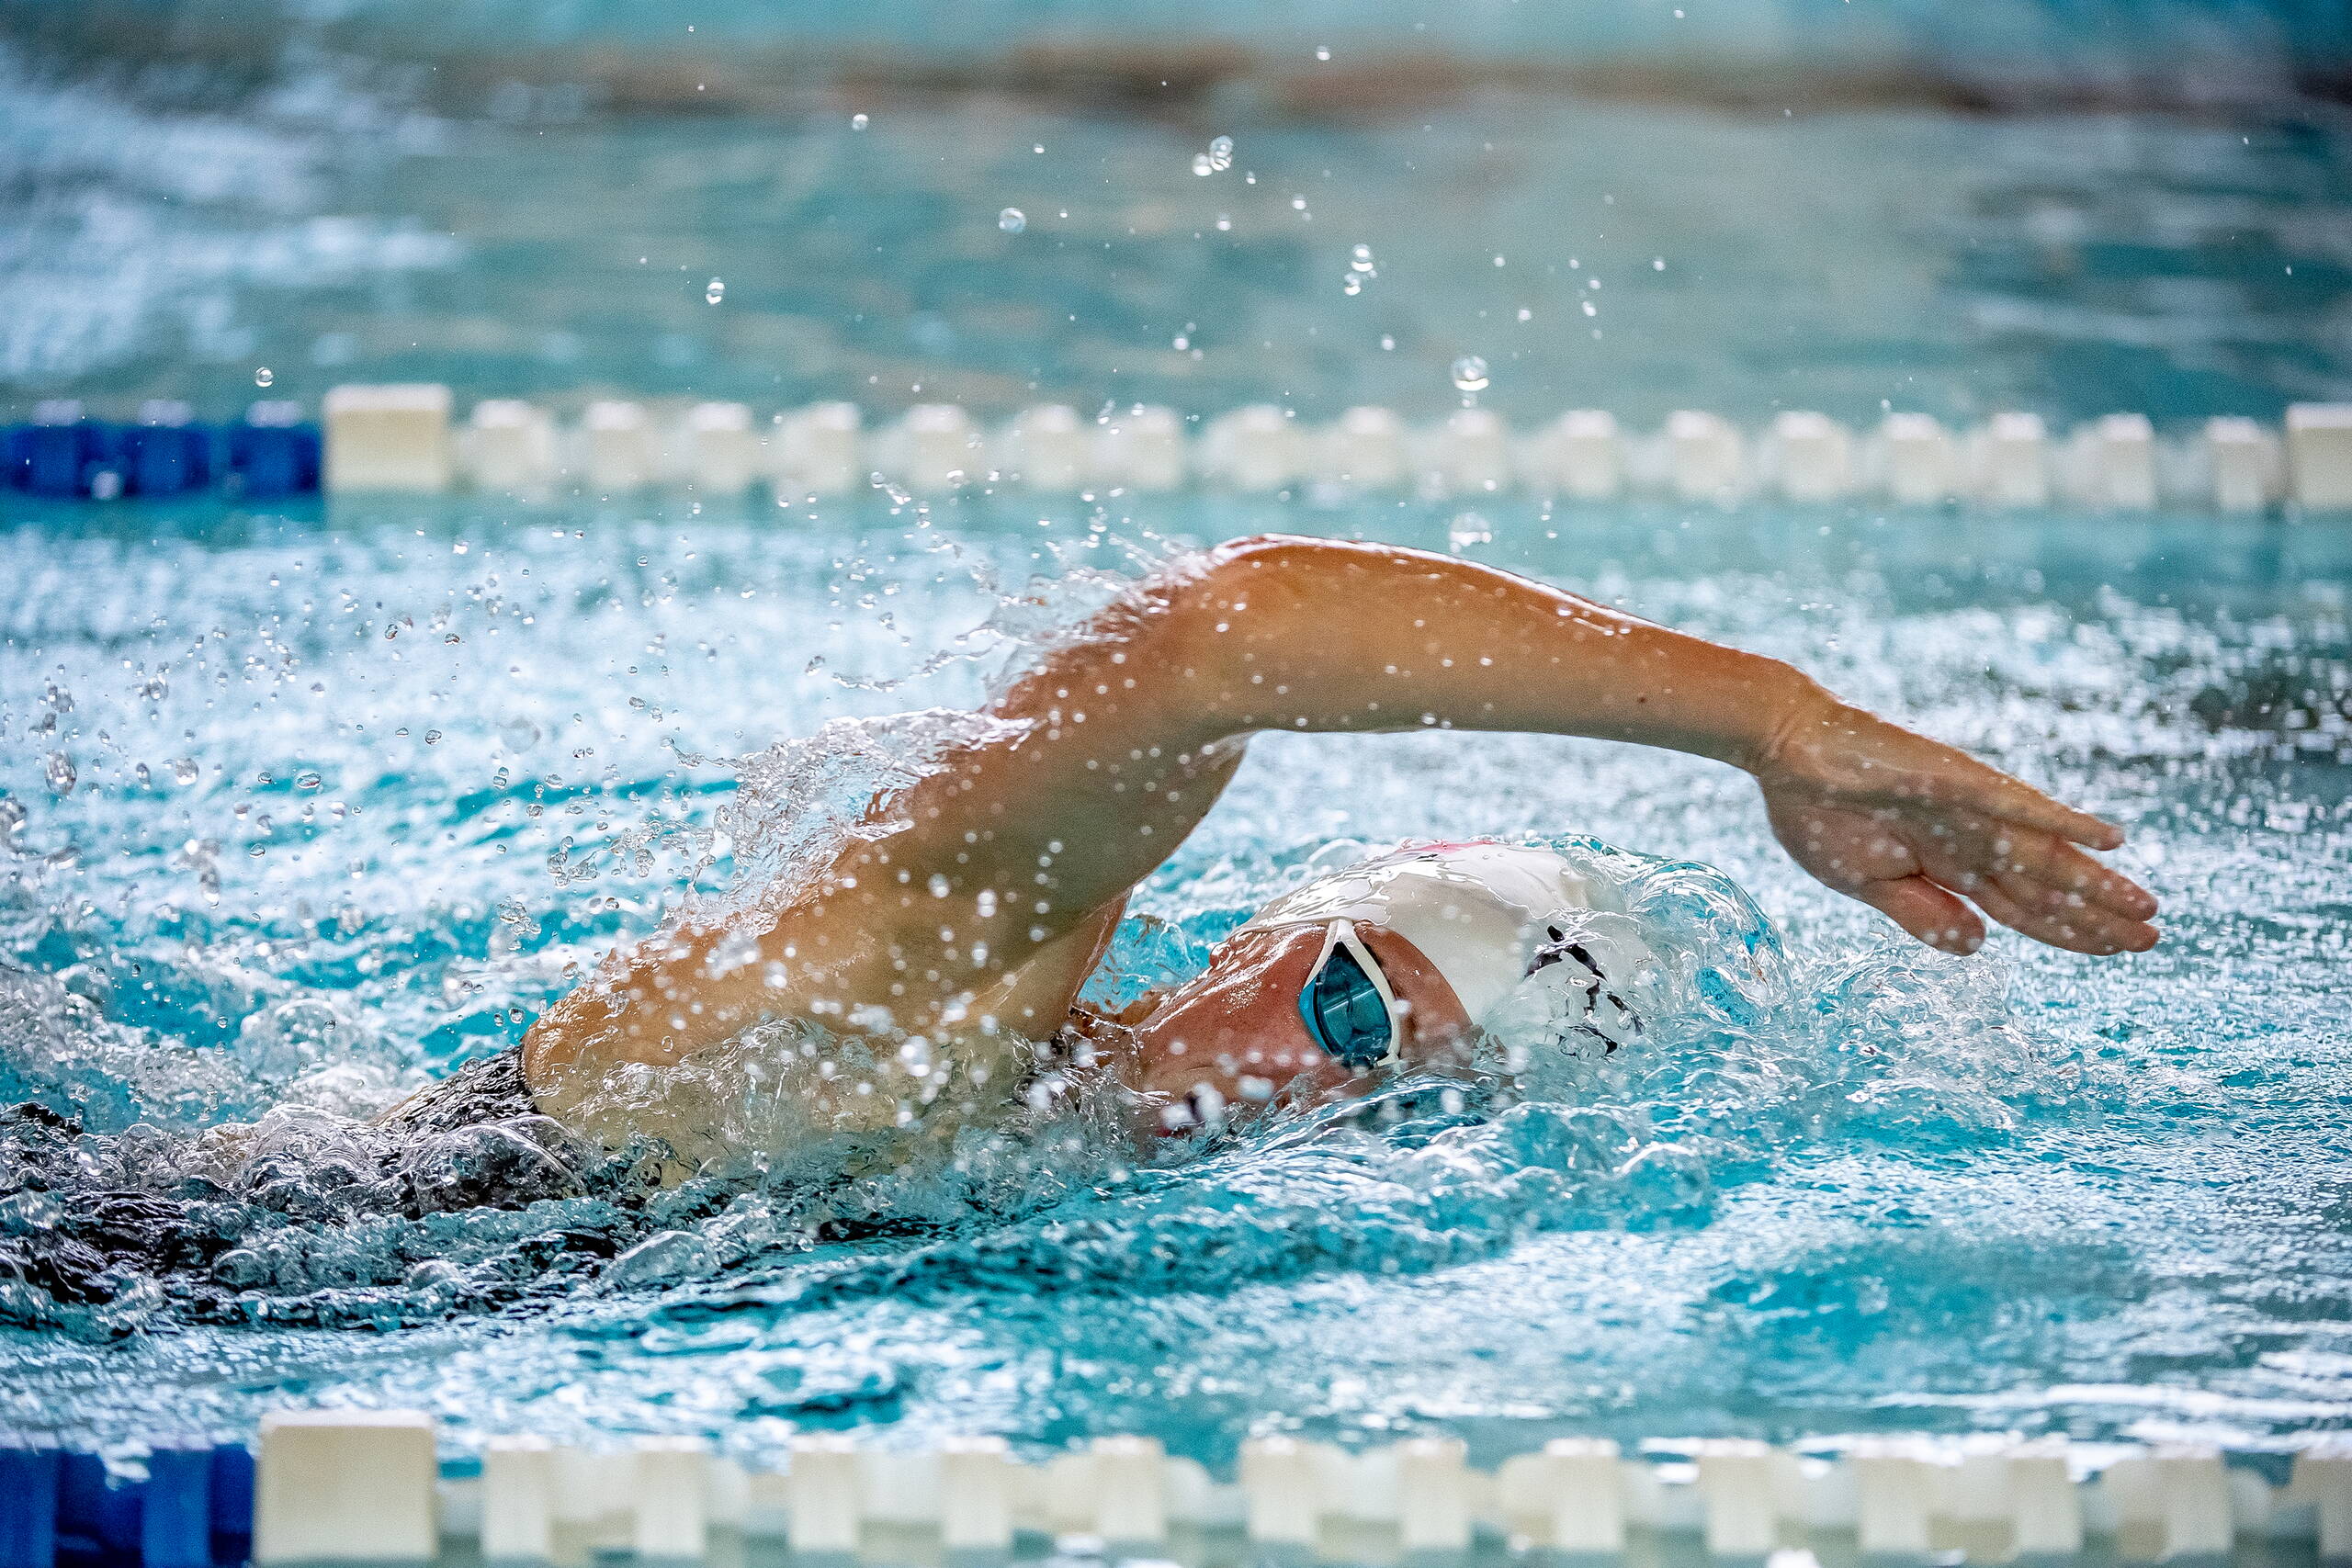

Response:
(1351, 243), (1376, 274)
(1448, 513), (1493, 553)
(254, 367), (273, 388)
(171, 758), (198, 785)
(45, 752), (75, 794)
(1315, 45), (1332, 61)
(1192, 154), (1214, 176)
(998, 208), (1025, 233)
(851, 112), (869, 130)
(705, 276), (725, 305)
(1208, 134), (1235, 171)
(1342, 274), (1363, 296)
(1450, 355), (1490, 393)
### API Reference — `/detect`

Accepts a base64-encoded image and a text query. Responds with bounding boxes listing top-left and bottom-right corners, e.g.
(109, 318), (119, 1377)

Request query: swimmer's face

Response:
(1124, 919), (1475, 1139)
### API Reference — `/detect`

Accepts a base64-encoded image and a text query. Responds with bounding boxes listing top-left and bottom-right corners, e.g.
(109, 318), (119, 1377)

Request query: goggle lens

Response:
(1298, 938), (1396, 1067)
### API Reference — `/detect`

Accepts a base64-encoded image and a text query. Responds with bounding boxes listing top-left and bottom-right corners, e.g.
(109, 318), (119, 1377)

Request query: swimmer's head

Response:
(1125, 841), (1653, 1137)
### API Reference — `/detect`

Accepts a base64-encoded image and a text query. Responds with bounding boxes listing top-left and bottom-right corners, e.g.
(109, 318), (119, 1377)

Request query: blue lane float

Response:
(4, 404), (119, 500)
(2, 402), (317, 503)
(0, 1444), (253, 1568)
(207, 1446), (254, 1568)
(0, 1449), (62, 1568)
(119, 403), (218, 499)
(137, 1450), (212, 1568)
(226, 404), (321, 500)
(58, 1450), (142, 1560)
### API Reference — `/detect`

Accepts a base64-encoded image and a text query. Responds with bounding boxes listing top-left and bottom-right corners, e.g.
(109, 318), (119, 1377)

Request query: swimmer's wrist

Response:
(1736, 664), (1839, 777)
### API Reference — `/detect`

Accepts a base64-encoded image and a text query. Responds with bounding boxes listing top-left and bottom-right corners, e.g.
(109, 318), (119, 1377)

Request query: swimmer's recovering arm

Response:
(527, 535), (2156, 1089)
(1155, 536), (2155, 957)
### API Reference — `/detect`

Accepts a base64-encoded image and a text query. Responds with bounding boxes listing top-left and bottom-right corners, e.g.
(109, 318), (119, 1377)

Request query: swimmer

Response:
(385, 536), (2159, 1156)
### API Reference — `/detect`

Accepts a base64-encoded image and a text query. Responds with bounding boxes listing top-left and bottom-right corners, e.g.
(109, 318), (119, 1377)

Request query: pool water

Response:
(4, 45), (2352, 1469)
(1, 488), (2347, 1465)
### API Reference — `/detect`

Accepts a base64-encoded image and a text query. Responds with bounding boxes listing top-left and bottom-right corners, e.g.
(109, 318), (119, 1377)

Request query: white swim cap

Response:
(1238, 841), (1652, 1054)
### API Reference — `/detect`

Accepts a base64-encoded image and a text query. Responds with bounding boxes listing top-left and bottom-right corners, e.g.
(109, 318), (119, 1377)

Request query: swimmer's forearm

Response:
(1179, 536), (1825, 771)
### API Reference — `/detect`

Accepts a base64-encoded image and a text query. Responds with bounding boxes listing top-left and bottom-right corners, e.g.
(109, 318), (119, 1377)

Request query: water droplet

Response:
(705, 276), (724, 305)
(1450, 355), (1490, 393)
(295, 771), (323, 791)
(1448, 512), (1494, 553)
(254, 367), (273, 388)
(45, 752), (74, 794)
(998, 208), (1025, 233)
(172, 758), (198, 784)
(1192, 153), (1215, 176)
(1208, 135), (1235, 170)
(851, 112), (869, 130)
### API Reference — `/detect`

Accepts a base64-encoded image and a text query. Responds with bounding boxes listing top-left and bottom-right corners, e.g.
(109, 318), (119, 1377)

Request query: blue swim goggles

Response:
(1296, 919), (1408, 1070)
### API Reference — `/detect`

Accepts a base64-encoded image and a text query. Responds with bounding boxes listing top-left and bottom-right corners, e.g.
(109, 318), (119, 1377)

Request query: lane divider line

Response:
(9, 392), (2351, 513)
(8, 1416), (2348, 1565)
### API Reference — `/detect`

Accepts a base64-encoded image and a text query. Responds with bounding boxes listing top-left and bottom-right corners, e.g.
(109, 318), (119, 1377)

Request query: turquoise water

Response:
(4, 51), (2352, 1467)
(1, 490), (2347, 1464)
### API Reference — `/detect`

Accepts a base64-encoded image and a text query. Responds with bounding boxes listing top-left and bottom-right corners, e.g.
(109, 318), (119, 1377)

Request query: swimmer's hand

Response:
(1752, 692), (2159, 956)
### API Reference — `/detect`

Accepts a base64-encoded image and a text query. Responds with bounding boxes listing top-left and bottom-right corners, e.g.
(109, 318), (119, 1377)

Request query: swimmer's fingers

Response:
(1981, 830), (2160, 924)
(1911, 750), (2126, 852)
(1964, 875), (2158, 956)
(1911, 831), (2160, 954)
(1794, 704), (2122, 850)
(1855, 874), (1986, 956)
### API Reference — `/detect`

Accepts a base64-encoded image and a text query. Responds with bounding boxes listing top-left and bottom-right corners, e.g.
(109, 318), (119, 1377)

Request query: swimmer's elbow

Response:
(1197, 532), (1368, 584)
(1158, 535), (1354, 628)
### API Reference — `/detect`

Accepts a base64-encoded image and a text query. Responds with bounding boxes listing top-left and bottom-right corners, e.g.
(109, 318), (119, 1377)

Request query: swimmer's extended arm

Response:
(528, 536), (2155, 1091)
(1161, 536), (2155, 957)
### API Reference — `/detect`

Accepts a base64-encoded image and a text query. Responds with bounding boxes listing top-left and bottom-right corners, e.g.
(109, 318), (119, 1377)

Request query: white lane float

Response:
(173, 1410), (2352, 1565)
(265, 386), (2352, 514)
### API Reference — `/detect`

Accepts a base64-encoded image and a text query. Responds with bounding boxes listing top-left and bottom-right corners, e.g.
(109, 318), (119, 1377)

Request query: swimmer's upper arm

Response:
(525, 545), (1267, 1086)
(780, 545), (1268, 1030)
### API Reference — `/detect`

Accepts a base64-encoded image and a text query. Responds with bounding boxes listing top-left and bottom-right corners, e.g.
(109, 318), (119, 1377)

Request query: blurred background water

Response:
(1, 0), (2348, 426)
(1, 0), (2350, 1467)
